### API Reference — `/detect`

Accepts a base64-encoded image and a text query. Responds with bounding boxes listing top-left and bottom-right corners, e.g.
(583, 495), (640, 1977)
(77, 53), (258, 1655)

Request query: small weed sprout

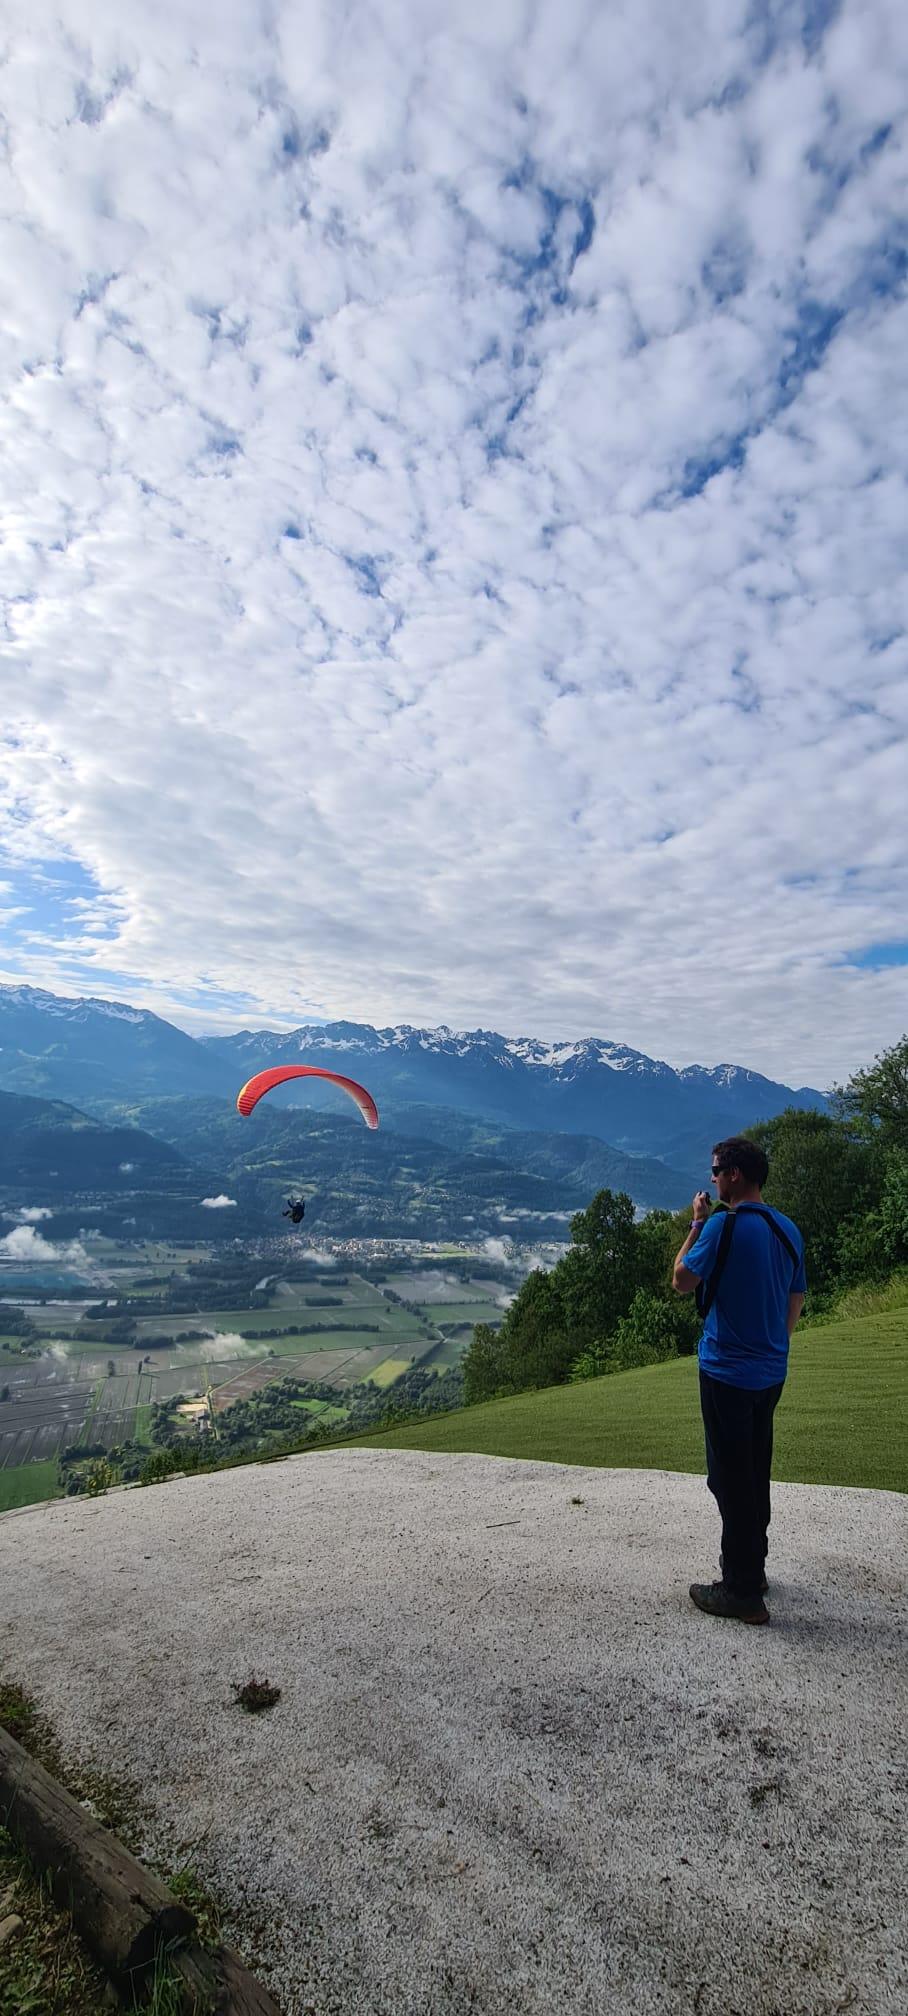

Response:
(231, 1675), (281, 1713)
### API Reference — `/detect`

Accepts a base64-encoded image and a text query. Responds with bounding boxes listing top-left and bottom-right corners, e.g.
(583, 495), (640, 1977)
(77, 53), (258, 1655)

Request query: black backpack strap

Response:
(696, 1208), (736, 1319)
(739, 1205), (800, 1270)
(696, 1205), (800, 1321)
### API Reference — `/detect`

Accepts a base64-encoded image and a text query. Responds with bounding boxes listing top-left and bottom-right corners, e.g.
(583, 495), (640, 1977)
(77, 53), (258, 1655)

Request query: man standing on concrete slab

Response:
(672, 1136), (806, 1626)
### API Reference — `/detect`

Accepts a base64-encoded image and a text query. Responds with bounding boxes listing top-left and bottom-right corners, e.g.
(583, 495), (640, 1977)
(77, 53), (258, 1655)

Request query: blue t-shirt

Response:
(685, 1202), (807, 1391)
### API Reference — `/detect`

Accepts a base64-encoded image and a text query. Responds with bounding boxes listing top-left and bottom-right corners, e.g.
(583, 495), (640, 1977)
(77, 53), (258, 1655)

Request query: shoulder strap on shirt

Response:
(695, 1204), (799, 1320)
(695, 1207), (736, 1319)
(739, 1204), (800, 1268)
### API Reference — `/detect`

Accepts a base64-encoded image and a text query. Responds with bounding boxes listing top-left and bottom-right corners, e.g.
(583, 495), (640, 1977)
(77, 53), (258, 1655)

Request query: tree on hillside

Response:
(463, 1321), (506, 1403)
(464, 1188), (640, 1400)
(570, 1284), (699, 1380)
(747, 1107), (883, 1293)
(878, 1150), (908, 1266)
(633, 1208), (688, 1297)
(559, 1189), (638, 1346)
(500, 1265), (575, 1391)
(832, 1033), (908, 1151)
(610, 1287), (698, 1370)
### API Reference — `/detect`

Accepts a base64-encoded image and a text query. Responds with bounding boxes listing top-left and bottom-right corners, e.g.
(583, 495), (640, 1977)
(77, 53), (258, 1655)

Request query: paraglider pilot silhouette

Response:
(235, 1065), (380, 1229)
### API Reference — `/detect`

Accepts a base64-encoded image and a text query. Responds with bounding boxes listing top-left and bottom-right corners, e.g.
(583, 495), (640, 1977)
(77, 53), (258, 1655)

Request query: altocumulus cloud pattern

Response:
(1, 0), (907, 1084)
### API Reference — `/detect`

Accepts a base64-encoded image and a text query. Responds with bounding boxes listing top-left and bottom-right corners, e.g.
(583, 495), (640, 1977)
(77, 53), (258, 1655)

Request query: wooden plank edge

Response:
(0, 1722), (282, 2012)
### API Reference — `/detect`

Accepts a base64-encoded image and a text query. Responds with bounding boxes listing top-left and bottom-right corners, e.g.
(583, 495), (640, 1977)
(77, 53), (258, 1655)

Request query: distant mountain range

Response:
(0, 984), (828, 1196)
(0, 1087), (262, 1243)
(0, 985), (228, 1100)
(0, 1085), (689, 1243)
(203, 1020), (826, 1166)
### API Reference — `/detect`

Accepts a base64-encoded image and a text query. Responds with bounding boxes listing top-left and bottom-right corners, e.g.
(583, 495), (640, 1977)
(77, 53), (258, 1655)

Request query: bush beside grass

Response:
(808, 1268), (908, 1325)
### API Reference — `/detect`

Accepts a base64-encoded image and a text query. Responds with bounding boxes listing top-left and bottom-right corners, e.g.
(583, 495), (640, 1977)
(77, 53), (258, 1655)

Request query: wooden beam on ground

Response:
(0, 1722), (195, 1979)
(0, 1723), (282, 2012)
(171, 1942), (284, 2014)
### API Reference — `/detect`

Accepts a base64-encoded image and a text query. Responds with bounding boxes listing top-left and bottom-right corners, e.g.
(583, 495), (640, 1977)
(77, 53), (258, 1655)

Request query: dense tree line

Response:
(0, 1306), (38, 1339)
(240, 1321), (380, 1338)
(463, 1036), (908, 1403)
(751, 1036), (908, 1296)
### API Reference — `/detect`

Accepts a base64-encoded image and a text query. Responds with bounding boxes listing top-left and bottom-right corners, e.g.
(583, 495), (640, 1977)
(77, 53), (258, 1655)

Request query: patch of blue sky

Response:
(860, 239), (908, 299)
(701, 236), (750, 305)
(778, 300), (844, 394)
(860, 123), (893, 164)
(346, 554), (383, 597)
(678, 432), (749, 499)
(172, 981), (326, 1029)
(205, 430), (242, 459)
(747, 0), (841, 65)
(673, 289), (861, 503)
(0, 857), (107, 943)
(728, 661), (761, 713)
(501, 164), (595, 300)
(800, 0), (843, 57)
(847, 942), (908, 970)
(172, 979), (262, 1011)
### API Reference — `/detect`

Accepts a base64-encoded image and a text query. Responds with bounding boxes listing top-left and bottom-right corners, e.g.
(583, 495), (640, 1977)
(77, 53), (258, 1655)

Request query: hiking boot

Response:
(689, 1580), (769, 1626)
(720, 1552), (768, 1595)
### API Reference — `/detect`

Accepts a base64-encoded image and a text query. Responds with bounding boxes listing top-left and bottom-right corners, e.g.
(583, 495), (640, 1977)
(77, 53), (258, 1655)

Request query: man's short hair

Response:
(712, 1136), (769, 1187)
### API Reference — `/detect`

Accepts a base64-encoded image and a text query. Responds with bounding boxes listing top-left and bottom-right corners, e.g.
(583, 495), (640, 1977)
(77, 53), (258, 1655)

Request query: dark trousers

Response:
(699, 1370), (785, 1600)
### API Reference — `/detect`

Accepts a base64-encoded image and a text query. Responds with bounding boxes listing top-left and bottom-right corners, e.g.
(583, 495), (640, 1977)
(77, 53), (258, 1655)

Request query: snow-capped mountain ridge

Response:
(204, 1018), (827, 1167)
(0, 984), (149, 1025)
(0, 984), (827, 1167)
(211, 1020), (795, 1093)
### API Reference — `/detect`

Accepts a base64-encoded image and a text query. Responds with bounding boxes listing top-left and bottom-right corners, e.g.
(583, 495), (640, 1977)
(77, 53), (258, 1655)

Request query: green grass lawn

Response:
(345, 1307), (908, 1494)
(370, 1356), (418, 1389)
(290, 1399), (348, 1424)
(419, 1333), (470, 1369)
(422, 1301), (504, 1326)
(134, 1403), (153, 1446)
(131, 1302), (425, 1341)
(0, 1461), (61, 1514)
(279, 1329), (420, 1356)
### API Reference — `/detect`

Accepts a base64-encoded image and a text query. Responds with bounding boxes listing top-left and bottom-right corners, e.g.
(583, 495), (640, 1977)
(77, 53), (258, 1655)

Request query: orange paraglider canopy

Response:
(236, 1064), (379, 1129)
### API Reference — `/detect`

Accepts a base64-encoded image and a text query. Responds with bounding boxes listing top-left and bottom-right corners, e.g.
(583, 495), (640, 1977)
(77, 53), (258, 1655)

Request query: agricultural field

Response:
(209, 1341), (401, 1412)
(417, 1332), (470, 1370)
(0, 1350), (96, 1469)
(89, 1369), (156, 1450)
(382, 1271), (510, 1308)
(421, 1300), (506, 1326)
(0, 1250), (505, 1505)
(7, 1300), (107, 1334)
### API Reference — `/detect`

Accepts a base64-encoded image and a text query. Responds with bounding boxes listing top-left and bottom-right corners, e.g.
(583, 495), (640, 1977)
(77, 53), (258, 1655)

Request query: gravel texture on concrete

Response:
(2, 1448), (906, 2016)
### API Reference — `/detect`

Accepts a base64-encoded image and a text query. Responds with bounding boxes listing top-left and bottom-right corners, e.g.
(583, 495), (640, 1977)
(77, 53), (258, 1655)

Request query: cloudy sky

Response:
(1, 0), (906, 1087)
